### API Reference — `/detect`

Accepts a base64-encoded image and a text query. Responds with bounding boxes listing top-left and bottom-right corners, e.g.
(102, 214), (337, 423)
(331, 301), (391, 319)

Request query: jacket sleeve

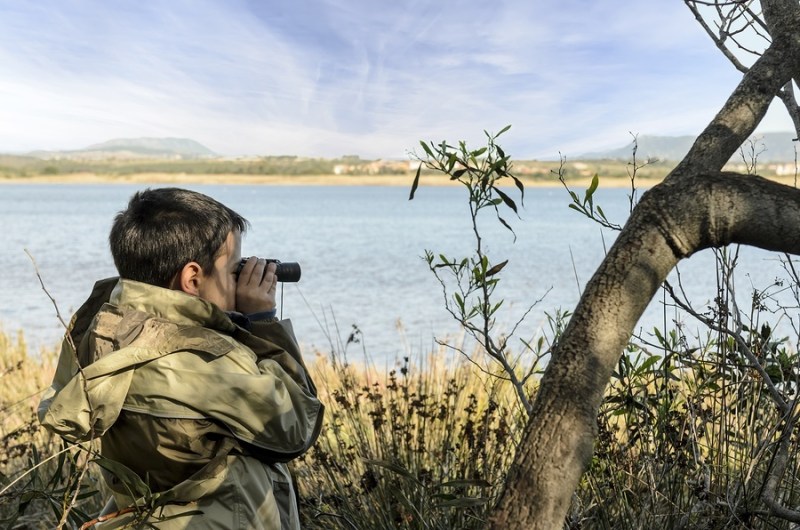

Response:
(230, 318), (324, 460)
(122, 321), (325, 462)
(248, 318), (318, 395)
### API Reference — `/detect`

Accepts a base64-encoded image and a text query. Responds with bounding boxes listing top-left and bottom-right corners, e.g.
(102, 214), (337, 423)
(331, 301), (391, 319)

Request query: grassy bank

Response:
(2, 162), (798, 190)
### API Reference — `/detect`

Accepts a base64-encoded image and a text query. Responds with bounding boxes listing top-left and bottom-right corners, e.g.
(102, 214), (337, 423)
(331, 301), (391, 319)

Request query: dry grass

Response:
(0, 330), (55, 480)
(0, 332), (104, 529)
(295, 350), (530, 529)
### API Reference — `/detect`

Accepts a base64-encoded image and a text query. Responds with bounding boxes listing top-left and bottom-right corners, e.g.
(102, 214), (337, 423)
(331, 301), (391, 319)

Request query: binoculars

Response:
(236, 258), (301, 283)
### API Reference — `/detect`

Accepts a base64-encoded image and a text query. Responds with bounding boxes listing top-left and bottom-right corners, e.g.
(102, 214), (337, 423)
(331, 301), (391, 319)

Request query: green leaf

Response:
(636, 355), (662, 374)
(586, 173), (599, 199)
(432, 493), (457, 501)
(420, 141), (434, 158)
(486, 260), (508, 277)
(93, 455), (151, 500)
(765, 364), (784, 383)
(408, 164), (422, 200)
(511, 174), (525, 204)
(497, 124), (512, 136)
(489, 300), (504, 316)
(653, 327), (665, 346)
(470, 147), (487, 158)
(493, 187), (518, 214)
(45, 448), (67, 489)
(497, 215), (514, 235)
(75, 487), (99, 501)
(436, 478), (493, 489)
(568, 190), (579, 203)
(363, 459), (422, 486)
(18, 489), (38, 510)
(434, 496), (490, 508)
(447, 153), (458, 172)
(454, 293), (464, 311)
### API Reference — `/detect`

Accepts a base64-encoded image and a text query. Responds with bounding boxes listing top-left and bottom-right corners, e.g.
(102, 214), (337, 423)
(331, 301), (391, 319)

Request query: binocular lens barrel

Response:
(274, 261), (301, 283)
(236, 258), (301, 283)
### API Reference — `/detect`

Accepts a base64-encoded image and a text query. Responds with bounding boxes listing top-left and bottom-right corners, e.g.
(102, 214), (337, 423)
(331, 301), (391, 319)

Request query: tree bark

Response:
(490, 2), (800, 528)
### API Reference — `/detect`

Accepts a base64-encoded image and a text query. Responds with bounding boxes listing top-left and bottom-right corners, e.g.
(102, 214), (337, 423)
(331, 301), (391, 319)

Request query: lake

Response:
(1, 183), (796, 364)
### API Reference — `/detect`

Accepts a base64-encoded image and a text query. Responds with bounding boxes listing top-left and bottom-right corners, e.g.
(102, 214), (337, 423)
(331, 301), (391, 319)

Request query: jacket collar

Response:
(110, 279), (236, 333)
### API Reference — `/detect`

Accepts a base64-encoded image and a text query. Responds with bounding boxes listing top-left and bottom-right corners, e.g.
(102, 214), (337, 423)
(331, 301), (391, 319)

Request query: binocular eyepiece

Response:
(236, 258), (301, 283)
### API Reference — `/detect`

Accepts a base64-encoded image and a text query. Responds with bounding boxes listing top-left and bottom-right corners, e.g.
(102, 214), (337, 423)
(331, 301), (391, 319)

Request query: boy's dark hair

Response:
(109, 187), (249, 287)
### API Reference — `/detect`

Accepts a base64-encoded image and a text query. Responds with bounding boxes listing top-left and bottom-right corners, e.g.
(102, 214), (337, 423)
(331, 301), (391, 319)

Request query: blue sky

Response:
(0, 0), (793, 159)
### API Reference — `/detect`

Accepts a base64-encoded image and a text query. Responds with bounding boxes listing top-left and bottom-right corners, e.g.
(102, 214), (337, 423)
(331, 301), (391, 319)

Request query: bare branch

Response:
(24, 249), (97, 527)
(685, 1), (751, 72)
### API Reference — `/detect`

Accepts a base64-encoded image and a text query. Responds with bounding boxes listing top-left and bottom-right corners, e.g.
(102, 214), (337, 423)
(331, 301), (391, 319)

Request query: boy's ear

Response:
(175, 262), (203, 296)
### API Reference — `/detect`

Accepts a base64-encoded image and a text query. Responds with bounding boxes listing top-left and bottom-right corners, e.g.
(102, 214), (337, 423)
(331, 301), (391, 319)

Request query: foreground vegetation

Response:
(2, 277), (800, 529)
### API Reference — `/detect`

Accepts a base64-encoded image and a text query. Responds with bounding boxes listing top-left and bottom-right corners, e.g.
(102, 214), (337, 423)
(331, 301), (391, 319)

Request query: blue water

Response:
(1, 183), (796, 362)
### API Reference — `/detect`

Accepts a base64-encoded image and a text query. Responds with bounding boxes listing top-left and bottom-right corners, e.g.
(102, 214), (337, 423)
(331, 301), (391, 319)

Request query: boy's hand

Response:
(236, 257), (277, 314)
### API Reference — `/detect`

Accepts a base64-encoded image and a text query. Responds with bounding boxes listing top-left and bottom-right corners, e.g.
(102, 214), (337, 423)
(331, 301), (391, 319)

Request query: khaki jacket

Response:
(38, 278), (324, 529)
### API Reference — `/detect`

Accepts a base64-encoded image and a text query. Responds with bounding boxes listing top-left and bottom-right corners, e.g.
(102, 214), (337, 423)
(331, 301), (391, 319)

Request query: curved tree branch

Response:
(491, 172), (800, 529)
(490, 3), (800, 527)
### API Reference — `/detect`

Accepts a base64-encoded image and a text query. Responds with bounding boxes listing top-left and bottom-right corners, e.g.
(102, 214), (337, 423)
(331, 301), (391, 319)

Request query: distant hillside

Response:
(27, 137), (216, 160)
(581, 132), (799, 163)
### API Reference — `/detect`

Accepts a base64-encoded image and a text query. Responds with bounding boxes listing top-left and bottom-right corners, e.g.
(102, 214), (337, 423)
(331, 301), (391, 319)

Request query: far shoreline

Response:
(2, 172), (797, 189)
(0, 172), (657, 189)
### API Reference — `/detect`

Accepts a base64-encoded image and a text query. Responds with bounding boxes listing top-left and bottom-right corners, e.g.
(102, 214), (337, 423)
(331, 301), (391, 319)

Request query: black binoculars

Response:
(236, 258), (301, 283)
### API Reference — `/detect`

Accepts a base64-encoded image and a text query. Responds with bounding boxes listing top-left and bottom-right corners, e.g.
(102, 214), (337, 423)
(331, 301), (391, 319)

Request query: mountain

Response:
(27, 137), (217, 160)
(581, 132), (799, 163)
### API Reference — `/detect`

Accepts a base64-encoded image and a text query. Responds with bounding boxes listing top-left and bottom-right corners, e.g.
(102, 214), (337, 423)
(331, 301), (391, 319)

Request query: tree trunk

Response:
(490, 2), (800, 528)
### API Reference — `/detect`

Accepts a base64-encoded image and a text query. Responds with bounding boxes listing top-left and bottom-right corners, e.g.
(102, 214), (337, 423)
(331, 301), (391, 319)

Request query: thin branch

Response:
(686, 0), (749, 72)
(25, 249), (71, 331)
(24, 249), (97, 528)
(434, 338), (508, 381)
(79, 507), (138, 530)
(504, 287), (552, 343)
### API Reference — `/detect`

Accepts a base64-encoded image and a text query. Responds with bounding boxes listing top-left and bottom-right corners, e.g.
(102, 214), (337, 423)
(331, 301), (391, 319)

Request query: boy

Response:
(38, 187), (323, 529)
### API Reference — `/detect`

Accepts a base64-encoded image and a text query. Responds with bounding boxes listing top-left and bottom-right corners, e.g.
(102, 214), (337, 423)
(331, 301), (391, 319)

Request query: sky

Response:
(0, 0), (794, 160)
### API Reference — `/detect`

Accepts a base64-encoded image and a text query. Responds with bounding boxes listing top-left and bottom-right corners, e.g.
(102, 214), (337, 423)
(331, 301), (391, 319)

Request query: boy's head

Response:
(109, 187), (249, 294)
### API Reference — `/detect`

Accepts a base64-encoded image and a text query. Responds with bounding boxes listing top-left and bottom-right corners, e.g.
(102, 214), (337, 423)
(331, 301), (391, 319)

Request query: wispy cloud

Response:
(0, 0), (793, 159)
